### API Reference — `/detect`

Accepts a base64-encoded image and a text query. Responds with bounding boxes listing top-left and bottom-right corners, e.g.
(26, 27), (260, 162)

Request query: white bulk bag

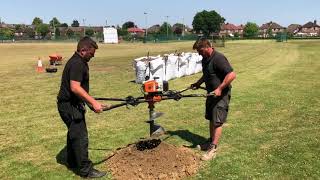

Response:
(134, 58), (148, 83)
(133, 55), (161, 83)
(195, 54), (203, 73)
(177, 55), (188, 78)
(164, 55), (178, 81)
(185, 53), (197, 75)
(149, 57), (164, 81)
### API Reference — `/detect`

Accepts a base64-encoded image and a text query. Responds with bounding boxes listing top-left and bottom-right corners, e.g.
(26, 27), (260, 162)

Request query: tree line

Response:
(0, 10), (263, 40)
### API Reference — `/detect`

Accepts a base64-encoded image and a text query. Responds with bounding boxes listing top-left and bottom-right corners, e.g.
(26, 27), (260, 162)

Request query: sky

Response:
(1, 0), (319, 28)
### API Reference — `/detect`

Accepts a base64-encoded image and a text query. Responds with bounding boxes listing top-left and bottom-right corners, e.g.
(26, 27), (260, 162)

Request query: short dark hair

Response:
(193, 37), (212, 50)
(77, 36), (98, 52)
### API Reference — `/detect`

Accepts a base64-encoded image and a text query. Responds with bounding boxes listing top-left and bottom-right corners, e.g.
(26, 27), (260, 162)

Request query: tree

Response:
(172, 23), (184, 35)
(159, 22), (172, 36)
(55, 28), (61, 38)
(71, 20), (80, 27)
(66, 28), (74, 38)
(36, 24), (50, 38)
(122, 21), (135, 29)
(25, 27), (35, 38)
(32, 17), (43, 26)
(49, 17), (61, 28)
(0, 28), (14, 39)
(15, 24), (23, 33)
(234, 32), (240, 38)
(243, 22), (259, 38)
(117, 28), (128, 36)
(267, 28), (273, 37)
(192, 10), (225, 37)
(85, 28), (94, 37)
(95, 31), (104, 40)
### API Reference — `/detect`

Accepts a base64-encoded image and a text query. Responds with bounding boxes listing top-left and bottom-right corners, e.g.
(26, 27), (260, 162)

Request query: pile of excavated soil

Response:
(106, 139), (201, 180)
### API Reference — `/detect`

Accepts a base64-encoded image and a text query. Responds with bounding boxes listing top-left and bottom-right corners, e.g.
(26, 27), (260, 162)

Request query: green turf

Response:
(0, 40), (319, 179)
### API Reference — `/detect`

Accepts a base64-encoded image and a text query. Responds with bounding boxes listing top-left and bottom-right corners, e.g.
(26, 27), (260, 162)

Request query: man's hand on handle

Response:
(190, 82), (201, 90)
(101, 104), (112, 111)
(212, 87), (222, 97)
(91, 101), (111, 113)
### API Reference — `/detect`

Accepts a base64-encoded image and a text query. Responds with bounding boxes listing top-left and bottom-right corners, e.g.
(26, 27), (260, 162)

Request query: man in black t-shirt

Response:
(57, 37), (110, 178)
(191, 38), (236, 161)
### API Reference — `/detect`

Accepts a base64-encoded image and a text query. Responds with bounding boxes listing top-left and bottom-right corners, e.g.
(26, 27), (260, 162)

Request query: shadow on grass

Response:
(89, 147), (114, 166)
(166, 129), (208, 148)
(56, 146), (80, 175)
(92, 153), (116, 166)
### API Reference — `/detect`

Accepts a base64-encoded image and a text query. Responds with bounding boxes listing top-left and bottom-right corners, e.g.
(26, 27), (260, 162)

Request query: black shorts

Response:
(205, 92), (231, 126)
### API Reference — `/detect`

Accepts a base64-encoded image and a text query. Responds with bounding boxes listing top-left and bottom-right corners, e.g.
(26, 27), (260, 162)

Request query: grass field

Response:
(0, 40), (319, 179)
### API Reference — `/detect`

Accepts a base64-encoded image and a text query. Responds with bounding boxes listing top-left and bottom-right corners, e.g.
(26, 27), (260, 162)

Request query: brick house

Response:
(287, 24), (302, 35)
(259, 21), (285, 37)
(219, 23), (244, 37)
(127, 27), (145, 37)
(297, 20), (320, 36)
(147, 25), (161, 34)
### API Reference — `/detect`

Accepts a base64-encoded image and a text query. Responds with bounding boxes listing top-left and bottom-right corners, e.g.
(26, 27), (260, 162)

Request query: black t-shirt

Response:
(57, 52), (89, 104)
(202, 50), (233, 93)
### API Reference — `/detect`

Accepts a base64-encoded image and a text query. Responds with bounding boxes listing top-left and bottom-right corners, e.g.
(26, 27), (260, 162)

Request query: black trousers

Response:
(58, 102), (93, 176)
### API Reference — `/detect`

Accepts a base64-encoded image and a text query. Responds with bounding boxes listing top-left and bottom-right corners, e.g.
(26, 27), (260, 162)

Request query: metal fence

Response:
(1, 34), (225, 47)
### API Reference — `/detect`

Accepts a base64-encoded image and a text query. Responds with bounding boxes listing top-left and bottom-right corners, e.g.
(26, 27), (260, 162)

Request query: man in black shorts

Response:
(57, 37), (110, 178)
(191, 38), (236, 161)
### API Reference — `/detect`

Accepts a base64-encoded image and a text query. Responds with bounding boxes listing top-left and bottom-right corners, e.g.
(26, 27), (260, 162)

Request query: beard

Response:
(83, 54), (94, 62)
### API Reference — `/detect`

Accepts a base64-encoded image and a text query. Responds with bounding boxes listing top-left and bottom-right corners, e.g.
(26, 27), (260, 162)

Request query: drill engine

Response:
(142, 78), (168, 102)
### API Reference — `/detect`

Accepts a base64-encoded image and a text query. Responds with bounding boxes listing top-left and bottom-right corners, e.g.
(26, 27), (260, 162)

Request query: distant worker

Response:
(57, 36), (111, 178)
(191, 38), (236, 161)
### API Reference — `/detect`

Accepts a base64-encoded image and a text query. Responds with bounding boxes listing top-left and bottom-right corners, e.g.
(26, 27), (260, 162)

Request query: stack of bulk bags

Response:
(133, 52), (203, 84)
(164, 55), (179, 81)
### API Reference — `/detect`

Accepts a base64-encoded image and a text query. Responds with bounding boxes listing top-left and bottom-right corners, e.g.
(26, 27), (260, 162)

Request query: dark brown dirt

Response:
(105, 139), (201, 180)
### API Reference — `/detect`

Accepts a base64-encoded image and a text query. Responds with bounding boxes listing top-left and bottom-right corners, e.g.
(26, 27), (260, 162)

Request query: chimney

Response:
(314, 20), (317, 25)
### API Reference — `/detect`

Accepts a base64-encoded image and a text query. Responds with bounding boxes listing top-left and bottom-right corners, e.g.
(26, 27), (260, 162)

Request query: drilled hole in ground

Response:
(136, 139), (161, 151)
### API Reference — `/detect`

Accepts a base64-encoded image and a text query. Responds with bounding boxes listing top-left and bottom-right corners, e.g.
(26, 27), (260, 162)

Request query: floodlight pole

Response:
(144, 12), (148, 37)
(53, 19), (56, 40)
(182, 17), (185, 37)
(165, 16), (169, 39)
(83, 18), (86, 36)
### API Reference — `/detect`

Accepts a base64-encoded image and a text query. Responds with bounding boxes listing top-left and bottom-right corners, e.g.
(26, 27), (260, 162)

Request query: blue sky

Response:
(1, 0), (319, 28)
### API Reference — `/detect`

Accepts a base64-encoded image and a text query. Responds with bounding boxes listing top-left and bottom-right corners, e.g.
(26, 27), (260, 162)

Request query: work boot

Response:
(82, 168), (106, 178)
(201, 144), (217, 161)
(196, 138), (212, 151)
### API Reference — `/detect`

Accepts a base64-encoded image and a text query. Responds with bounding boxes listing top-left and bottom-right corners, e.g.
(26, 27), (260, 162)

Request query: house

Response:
(219, 23), (244, 37)
(219, 23), (239, 37)
(0, 24), (36, 39)
(147, 25), (161, 34)
(259, 21), (285, 37)
(298, 20), (320, 36)
(287, 24), (301, 35)
(127, 27), (145, 37)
